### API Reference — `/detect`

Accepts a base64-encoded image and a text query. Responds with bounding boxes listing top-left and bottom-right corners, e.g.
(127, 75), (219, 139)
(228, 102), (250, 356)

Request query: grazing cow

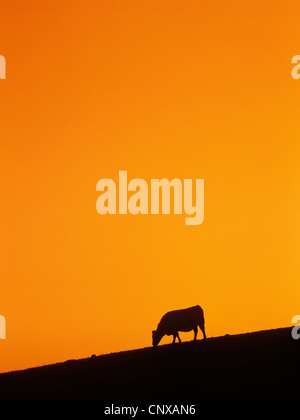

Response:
(152, 305), (206, 347)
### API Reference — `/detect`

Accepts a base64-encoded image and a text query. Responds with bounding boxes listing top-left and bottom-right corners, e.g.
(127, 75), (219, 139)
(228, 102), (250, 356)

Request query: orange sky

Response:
(1, 0), (300, 373)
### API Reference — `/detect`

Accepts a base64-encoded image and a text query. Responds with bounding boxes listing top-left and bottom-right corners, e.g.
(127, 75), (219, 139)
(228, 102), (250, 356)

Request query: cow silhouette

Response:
(152, 305), (206, 347)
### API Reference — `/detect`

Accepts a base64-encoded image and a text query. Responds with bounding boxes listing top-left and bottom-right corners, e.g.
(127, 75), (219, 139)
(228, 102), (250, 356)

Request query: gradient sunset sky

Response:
(1, 0), (300, 373)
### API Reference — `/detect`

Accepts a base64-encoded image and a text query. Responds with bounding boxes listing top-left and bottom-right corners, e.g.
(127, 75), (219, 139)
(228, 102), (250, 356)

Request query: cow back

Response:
(157, 305), (204, 334)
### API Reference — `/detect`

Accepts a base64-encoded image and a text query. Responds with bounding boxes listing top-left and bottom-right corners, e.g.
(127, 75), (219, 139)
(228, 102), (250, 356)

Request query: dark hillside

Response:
(0, 327), (298, 400)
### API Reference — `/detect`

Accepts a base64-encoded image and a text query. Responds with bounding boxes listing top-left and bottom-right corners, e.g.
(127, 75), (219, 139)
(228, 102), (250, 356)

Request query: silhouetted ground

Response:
(0, 327), (298, 400)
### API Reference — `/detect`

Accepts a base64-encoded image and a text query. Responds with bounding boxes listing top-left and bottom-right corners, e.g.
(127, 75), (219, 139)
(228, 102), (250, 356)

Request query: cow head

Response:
(152, 330), (161, 347)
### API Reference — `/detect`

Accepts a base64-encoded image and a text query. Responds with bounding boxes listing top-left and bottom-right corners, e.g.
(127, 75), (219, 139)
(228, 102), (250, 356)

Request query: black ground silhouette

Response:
(0, 327), (298, 400)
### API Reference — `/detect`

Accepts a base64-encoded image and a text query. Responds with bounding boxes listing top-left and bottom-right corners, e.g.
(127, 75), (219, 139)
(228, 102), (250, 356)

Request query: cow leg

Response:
(200, 324), (207, 339)
(172, 332), (181, 343)
(193, 327), (198, 341)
